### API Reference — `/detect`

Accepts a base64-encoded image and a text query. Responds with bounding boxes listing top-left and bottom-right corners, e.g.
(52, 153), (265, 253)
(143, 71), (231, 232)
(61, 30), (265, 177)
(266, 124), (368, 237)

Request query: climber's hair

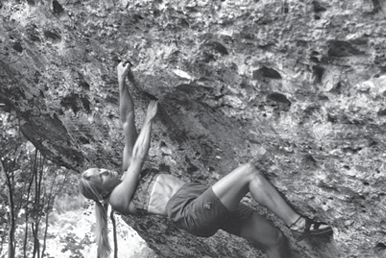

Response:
(79, 168), (111, 258)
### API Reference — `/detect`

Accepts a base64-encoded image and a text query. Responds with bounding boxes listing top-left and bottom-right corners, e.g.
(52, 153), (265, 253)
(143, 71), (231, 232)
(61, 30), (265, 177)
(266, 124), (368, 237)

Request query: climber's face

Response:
(85, 168), (121, 193)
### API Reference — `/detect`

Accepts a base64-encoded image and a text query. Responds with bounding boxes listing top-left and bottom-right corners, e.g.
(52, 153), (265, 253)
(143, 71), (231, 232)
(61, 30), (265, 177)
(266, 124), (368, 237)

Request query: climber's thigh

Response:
(212, 163), (255, 211)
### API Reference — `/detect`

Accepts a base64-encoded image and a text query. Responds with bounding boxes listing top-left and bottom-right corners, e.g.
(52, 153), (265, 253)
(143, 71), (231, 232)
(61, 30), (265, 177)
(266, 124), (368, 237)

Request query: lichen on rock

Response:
(1, 0), (386, 257)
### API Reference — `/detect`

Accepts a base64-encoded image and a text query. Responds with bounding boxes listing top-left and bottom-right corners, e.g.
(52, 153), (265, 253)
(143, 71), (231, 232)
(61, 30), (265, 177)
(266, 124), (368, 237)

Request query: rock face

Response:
(1, 0), (386, 257)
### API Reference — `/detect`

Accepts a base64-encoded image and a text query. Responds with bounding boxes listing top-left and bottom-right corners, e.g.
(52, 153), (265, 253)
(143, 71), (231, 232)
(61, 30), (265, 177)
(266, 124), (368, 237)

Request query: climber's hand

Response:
(117, 61), (132, 81)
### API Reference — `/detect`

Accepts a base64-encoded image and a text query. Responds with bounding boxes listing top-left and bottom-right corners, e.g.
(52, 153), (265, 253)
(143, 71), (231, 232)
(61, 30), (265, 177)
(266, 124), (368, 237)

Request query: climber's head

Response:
(79, 168), (121, 201)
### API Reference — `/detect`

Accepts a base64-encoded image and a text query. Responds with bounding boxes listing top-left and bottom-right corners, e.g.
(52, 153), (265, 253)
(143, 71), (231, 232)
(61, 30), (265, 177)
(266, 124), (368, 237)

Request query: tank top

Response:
(131, 168), (160, 216)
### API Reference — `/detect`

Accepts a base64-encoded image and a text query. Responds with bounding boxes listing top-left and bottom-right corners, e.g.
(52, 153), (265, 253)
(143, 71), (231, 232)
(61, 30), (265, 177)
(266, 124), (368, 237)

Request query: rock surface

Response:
(1, 0), (386, 257)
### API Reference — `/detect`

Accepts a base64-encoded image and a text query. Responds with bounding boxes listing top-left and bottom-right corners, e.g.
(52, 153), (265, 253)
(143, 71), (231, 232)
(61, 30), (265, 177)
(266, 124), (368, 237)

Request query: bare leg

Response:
(212, 163), (297, 258)
(212, 163), (332, 245)
(222, 211), (291, 258)
(212, 163), (299, 226)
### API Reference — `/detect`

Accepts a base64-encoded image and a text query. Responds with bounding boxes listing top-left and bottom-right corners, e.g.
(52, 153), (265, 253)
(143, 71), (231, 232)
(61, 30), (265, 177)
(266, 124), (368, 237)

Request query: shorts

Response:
(166, 183), (254, 237)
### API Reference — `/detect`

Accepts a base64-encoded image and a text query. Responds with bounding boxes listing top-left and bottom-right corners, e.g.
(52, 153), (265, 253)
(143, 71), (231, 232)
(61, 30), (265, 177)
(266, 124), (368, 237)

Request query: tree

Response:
(0, 111), (72, 258)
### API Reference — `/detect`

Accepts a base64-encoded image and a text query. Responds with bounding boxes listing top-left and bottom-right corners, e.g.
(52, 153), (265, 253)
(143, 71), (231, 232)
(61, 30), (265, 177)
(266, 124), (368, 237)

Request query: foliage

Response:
(60, 233), (85, 258)
(0, 110), (74, 258)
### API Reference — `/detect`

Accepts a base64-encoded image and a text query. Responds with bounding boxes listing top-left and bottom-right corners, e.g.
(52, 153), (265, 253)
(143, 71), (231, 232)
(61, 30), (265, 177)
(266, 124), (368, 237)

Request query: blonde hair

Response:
(79, 168), (111, 258)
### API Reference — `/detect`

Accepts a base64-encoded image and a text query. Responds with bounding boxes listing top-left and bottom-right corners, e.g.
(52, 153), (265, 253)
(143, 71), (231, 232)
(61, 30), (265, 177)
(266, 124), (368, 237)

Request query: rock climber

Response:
(79, 61), (333, 258)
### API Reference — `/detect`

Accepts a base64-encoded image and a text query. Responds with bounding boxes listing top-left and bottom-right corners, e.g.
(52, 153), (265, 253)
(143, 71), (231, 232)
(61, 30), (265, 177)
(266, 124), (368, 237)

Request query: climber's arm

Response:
(111, 101), (158, 213)
(117, 61), (138, 171)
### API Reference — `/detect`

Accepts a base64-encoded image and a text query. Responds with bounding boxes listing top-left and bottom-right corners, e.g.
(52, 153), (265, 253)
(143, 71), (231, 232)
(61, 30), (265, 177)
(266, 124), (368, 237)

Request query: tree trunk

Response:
(41, 171), (58, 258)
(23, 172), (35, 257)
(1, 162), (16, 258)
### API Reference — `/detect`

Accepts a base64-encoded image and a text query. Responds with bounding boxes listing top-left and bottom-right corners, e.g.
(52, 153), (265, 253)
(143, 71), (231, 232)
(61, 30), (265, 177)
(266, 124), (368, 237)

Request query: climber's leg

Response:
(221, 207), (291, 258)
(212, 163), (299, 226)
(212, 163), (333, 242)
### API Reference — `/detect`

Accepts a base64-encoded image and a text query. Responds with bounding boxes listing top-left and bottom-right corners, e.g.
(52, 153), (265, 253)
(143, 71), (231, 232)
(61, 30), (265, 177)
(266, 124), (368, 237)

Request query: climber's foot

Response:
(288, 216), (333, 242)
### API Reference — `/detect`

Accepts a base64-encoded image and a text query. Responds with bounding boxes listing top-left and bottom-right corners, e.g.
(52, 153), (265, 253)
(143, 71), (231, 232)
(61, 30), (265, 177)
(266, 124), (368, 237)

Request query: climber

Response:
(79, 61), (333, 258)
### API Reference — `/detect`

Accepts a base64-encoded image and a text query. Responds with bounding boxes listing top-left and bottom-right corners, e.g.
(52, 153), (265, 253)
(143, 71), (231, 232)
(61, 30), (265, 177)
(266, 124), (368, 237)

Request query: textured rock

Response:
(1, 0), (386, 257)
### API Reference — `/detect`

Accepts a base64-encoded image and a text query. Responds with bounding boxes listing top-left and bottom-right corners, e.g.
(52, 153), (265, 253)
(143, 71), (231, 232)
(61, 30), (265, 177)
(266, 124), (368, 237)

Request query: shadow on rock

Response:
(300, 232), (338, 258)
